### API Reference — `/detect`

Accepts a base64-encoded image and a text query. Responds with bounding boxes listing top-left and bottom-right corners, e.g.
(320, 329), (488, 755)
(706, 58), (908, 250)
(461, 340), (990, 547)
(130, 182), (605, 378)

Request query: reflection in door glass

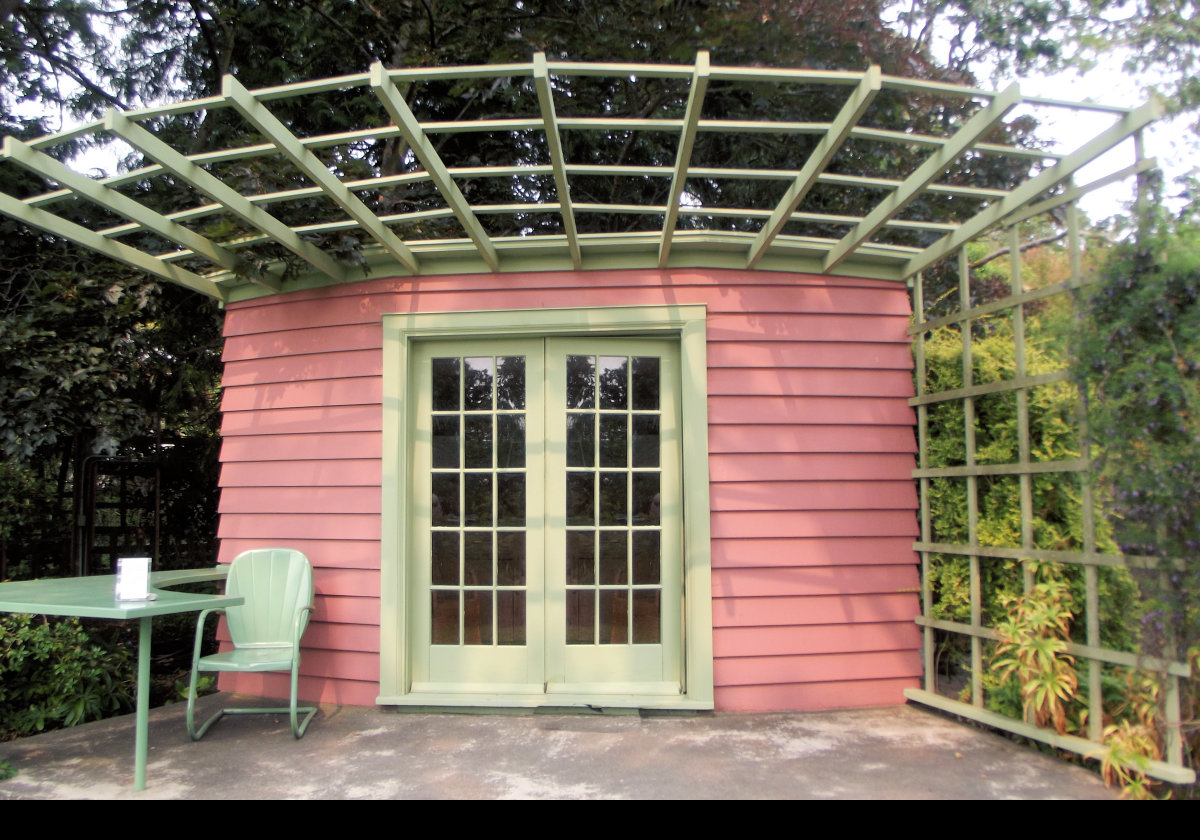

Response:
(566, 356), (595, 408)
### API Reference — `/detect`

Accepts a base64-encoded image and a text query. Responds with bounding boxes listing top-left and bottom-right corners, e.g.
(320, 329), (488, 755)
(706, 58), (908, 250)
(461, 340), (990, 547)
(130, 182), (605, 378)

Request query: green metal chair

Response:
(186, 548), (318, 740)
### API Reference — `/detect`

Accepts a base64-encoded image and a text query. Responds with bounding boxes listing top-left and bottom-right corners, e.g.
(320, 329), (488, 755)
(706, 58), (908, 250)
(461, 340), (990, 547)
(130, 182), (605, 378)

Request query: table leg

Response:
(135, 615), (151, 791)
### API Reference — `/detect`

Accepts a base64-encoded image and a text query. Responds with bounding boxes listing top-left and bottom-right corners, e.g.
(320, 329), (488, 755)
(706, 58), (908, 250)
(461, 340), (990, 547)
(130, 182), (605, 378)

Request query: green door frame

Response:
(379, 304), (714, 709)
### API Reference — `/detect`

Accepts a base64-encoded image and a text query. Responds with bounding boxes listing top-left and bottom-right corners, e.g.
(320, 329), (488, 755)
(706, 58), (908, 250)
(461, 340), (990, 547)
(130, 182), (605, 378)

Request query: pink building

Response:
(216, 267), (920, 711)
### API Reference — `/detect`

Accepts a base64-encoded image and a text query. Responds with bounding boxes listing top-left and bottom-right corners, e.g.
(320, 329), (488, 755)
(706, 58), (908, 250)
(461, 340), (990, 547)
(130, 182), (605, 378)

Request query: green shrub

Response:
(0, 613), (132, 740)
(922, 313), (1139, 718)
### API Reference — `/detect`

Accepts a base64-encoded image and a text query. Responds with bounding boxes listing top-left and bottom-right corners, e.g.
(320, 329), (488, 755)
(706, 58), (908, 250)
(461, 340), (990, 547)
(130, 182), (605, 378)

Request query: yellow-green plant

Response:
(1102, 719), (1164, 799)
(992, 562), (1081, 735)
(1100, 668), (1166, 799)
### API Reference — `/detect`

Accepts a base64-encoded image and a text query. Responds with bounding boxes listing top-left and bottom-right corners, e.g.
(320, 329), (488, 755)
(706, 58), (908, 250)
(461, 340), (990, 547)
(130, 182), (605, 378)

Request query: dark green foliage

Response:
(1073, 206), (1200, 657)
(0, 613), (132, 740)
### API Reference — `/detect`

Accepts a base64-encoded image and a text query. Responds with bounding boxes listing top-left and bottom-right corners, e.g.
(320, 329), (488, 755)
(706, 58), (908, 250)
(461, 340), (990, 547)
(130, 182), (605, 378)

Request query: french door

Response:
(408, 337), (682, 697)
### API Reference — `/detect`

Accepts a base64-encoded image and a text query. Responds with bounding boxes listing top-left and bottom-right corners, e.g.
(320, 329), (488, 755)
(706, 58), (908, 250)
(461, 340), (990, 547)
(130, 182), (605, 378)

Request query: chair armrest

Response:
(291, 605), (315, 651)
(192, 607), (227, 670)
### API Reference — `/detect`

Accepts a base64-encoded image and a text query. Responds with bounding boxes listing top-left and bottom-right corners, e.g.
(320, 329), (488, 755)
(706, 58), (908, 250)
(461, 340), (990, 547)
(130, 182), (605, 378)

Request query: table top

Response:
(0, 566), (241, 619)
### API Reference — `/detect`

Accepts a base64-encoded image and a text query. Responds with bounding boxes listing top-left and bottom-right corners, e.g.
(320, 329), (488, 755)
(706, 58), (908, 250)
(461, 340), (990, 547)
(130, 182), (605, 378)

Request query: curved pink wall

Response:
(216, 268), (920, 710)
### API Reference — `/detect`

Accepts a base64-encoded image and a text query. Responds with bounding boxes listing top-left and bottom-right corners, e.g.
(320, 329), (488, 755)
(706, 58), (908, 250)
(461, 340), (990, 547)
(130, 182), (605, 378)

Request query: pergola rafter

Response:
(746, 65), (881, 269)
(0, 53), (1160, 304)
(223, 75), (422, 275)
(104, 109), (344, 288)
(822, 82), (1022, 273)
(533, 53), (582, 269)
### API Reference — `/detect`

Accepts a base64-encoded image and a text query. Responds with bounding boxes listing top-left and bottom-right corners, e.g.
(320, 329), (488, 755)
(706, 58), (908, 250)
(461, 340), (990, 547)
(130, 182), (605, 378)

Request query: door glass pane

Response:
(464, 357), (493, 410)
(566, 355), (595, 408)
(632, 532), (659, 584)
(632, 591), (660, 644)
(598, 472), (626, 525)
(432, 474), (459, 526)
(464, 532), (492, 585)
(464, 415), (493, 468)
(433, 416), (460, 468)
(497, 416), (526, 468)
(497, 591), (525, 645)
(599, 415), (627, 467)
(497, 531), (525, 586)
(632, 415), (659, 468)
(566, 531), (594, 585)
(432, 532), (459, 585)
(566, 590), (594, 644)
(598, 590), (628, 644)
(432, 358), (460, 411)
(463, 591), (493, 645)
(566, 472), (594, 525)
(432, 591), (459, 644)
(633, 473), (659, 525)
(465, 473), (493, 527)
(598, 356), (628, 409)
(497, 473), (525, 526)
(497, 356), (525, 409)
(599, 531), (627, 584)
(566, 415), (594, 467)
(632, 357), (659, 410)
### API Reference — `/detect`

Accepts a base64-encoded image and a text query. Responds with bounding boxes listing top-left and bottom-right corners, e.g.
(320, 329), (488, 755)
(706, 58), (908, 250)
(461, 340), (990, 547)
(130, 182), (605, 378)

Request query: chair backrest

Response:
(224, 548), (314, 647)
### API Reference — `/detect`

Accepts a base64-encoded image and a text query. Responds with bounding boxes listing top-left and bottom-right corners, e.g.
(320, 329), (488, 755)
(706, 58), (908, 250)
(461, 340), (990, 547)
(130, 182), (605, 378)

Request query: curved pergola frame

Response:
(0, 52), (1161, 303)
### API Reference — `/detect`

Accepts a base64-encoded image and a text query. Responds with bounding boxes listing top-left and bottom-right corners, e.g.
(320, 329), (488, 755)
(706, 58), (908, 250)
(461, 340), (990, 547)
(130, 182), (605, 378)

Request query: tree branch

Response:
(968, 230), (1068, 269)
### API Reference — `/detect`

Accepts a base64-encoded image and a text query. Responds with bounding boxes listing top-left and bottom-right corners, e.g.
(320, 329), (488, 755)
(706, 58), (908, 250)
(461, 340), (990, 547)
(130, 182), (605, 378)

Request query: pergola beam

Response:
(902, 96), (1166, 278)
(822, 82), (1022, 273)
(0, 188), (223, 299)
(659, 51), (711, 268)
(370, 61), (500, 271)
(2, 137), (240, 272)
(104, 109), (346, 283)
(746, 66), (881, 269)
(222, 75), (420, 275)
(533, 53), (581, 269)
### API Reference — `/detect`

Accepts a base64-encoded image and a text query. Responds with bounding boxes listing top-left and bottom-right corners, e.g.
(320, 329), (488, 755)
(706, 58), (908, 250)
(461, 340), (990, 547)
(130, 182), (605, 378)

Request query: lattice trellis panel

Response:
(906, 184), (1194, 784)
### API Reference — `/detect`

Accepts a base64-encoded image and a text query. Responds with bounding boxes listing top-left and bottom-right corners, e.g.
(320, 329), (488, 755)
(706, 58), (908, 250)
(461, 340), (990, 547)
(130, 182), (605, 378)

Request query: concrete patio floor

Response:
(0, 694), (1117, 799)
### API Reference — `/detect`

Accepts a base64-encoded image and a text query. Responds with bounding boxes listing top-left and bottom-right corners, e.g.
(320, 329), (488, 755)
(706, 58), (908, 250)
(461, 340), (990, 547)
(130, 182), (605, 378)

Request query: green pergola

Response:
(0, 53), (1160, 302)
(3, 54), (1186, 784)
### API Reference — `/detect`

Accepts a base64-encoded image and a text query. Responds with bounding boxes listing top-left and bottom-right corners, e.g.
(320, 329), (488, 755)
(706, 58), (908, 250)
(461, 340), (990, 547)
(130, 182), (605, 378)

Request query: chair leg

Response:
(187, 668), (226, 741)
(289, 657), (317, 739)
(186, 664), (203, 740)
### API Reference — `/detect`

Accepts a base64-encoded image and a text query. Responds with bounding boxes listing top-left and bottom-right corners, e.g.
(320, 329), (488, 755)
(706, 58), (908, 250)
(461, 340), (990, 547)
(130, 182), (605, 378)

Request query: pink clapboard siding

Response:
(216, 268), (919, 710)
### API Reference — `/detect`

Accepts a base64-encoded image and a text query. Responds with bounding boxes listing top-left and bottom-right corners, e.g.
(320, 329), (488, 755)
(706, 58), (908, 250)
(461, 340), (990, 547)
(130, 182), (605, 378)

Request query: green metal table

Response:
(0, 566), (240, 790)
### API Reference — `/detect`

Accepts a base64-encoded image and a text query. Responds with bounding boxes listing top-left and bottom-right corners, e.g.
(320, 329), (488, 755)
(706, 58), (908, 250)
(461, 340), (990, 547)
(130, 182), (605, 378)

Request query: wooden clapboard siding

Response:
(711, 537), (917, 568)
(713, 593), (919, 626)
(708, 341), (913, 370)
(709, 452), (915, 482)
(716, 678), (919, 712)
(216, 267), (919, 710)
(714, 623), (921, 657)
(711, 480), (918, 511)
(222, 350), (384, 386)
(219, 460), (380, 487)
(707, 368), (917, 397)
(220, 432), (383, 462)
(715, 650), (922, 685)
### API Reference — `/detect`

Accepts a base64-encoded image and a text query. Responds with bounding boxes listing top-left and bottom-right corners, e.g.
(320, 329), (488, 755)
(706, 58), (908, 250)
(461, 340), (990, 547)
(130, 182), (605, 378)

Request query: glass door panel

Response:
(411, 339), (545, 691)
(546, 339), (682, 692)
